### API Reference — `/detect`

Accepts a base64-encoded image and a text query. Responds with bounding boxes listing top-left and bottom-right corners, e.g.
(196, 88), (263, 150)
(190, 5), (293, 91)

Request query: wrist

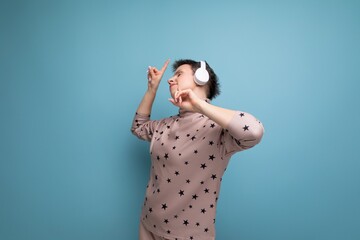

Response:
(146, 88), (157, 96)
(195, 99), (209, 114)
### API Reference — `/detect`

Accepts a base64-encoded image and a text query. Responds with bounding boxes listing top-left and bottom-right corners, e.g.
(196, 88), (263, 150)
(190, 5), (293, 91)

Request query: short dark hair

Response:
(172, 59), (220, 100)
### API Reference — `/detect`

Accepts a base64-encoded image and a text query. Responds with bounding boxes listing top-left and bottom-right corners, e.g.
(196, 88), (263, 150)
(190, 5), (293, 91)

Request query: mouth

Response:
(169, 84), (177, 89)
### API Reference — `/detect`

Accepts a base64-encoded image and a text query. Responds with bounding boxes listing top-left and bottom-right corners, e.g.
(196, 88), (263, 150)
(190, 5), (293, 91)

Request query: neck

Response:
(178, 97), (210, 116)
(193, 87), (207, 99)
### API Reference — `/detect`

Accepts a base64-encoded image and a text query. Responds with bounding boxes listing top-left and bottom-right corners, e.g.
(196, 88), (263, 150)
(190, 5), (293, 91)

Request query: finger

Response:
(168, 98), (178, 106)
(175, 90), (180, 101)
(160, 59), (170, 72)
(148, 67), (156, 79)
(176, 89), (190, 99)
(147, 68), (152, 81)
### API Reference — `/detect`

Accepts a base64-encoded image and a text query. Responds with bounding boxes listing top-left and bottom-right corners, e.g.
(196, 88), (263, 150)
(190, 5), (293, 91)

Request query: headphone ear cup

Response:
(194, 61), (209, 85)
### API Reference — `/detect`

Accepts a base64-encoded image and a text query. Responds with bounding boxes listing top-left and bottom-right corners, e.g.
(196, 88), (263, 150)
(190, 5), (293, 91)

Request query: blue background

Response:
(1, 0), (359, 239)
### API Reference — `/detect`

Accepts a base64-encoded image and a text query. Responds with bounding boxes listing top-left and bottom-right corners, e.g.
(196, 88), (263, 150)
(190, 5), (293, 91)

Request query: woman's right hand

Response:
(147, 59), (170, 94)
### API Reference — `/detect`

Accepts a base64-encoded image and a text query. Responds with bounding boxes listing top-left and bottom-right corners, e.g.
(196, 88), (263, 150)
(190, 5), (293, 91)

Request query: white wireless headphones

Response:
(194, 61), (209, 85)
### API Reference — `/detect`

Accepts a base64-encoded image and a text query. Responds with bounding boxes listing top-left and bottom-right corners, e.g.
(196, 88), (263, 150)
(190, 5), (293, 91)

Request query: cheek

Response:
(178, 78), (195, 90)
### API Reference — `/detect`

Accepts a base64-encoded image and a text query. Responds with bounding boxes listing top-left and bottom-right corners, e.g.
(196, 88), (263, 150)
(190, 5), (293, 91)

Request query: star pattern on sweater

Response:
(132, 110), (263, 239)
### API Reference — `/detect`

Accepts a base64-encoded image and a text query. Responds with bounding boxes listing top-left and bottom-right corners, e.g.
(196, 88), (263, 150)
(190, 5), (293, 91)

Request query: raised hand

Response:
(168, 89), (203, 113)
(147, 59), (170, 94)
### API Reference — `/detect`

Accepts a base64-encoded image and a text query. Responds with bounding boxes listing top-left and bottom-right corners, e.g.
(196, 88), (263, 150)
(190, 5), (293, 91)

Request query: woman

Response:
(131, 59), (264, 240)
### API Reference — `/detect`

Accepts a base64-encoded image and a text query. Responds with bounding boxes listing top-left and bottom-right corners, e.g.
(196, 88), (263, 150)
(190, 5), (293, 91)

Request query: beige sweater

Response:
(131, 109), (264, 240)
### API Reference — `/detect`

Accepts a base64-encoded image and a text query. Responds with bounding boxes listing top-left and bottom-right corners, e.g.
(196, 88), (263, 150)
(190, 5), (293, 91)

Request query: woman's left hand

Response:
(169, 89), (203, 113)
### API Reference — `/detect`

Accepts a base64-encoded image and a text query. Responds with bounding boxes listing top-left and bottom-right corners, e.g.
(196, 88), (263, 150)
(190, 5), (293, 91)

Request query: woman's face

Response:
(167, 64), (197, 99)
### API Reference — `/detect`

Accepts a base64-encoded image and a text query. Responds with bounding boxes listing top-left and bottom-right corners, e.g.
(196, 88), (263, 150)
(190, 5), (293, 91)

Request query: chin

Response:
(170, 90), (177, 99)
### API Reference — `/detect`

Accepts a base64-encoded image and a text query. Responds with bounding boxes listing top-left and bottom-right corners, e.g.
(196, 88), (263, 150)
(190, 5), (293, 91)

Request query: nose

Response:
(168, 77), (175, 85)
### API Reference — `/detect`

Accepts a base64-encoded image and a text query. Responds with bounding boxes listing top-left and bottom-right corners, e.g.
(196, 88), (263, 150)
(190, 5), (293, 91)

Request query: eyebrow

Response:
(174, 70), (183, 75)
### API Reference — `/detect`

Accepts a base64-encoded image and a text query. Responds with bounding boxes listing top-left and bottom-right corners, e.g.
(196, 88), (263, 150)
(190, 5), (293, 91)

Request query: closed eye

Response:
(174, 70), (183, 78)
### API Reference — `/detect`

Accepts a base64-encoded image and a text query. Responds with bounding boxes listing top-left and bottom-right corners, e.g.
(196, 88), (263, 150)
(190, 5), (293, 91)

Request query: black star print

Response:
(175, 136), (180, 140)
(167, 230), (171, 234)
(178, 190), (184, 196)
(156, 156), (160, 160)
(210, 123), (215, 128)
(209, 141), (214, 145)
(164, 219), (169, 224)
(200, 163), (207, 169)
(192, 194), (198, 200)
(174, 215), (178, 219)
(186, 134), (190, 137)
(194, 150), (198, 154)
(211, 174), (217, 180)
(162, 203), (168, 210)
(167, 178), (171, 183)
(196, 222), (200, 226)
(149, 207), (152, 213)
(189, 205), (193, 208)
(172, 146), (176, 150)
(240, 112), (245, 117)
(184, 161), (189, 165)
(190, 237), (194, 240)
(201, 208), (206, 214)
(210, 204), (214, 208)
(191, 135), (196, 141)
(200, 181), (204, 184)
(186, 179), (191, 184)
(164, 153), (169, 159)
(204, 228), (209, 232)
(209, 155), (215, 161)
(204, 188), (209, 193)
(183, 220), (189, 226)
(175, 171), (180, 176)
(243, 125), (249, 131)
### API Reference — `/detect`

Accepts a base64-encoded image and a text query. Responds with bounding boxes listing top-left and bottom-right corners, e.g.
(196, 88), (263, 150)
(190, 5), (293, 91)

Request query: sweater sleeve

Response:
(221, 111), (264, 156)
(130, 112), (159, 142)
